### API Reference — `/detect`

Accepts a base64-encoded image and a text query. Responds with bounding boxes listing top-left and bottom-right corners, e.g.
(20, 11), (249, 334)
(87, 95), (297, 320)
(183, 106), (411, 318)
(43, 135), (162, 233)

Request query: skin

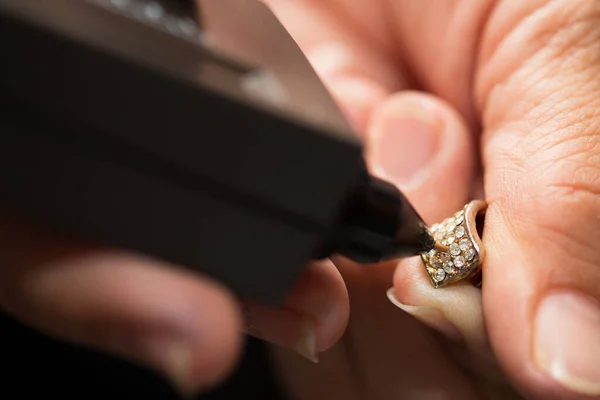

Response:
(260, 1), (600, 399)
(1, 0), (599, 399)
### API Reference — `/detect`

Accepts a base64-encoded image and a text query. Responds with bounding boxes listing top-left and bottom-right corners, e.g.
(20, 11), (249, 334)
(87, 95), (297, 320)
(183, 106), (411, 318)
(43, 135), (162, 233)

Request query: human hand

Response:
(255, 1), (600, 399)
(6, 2), (599, 398)
(0, 211), (351, 395)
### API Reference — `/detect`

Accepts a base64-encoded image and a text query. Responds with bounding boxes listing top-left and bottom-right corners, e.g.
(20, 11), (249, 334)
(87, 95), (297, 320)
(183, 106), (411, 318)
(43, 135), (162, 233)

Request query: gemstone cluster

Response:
(421, 204), (484, 288)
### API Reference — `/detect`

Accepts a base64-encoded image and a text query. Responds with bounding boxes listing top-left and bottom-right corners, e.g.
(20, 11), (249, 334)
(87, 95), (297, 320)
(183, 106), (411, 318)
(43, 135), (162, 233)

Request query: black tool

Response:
(0, 0), (434, 305)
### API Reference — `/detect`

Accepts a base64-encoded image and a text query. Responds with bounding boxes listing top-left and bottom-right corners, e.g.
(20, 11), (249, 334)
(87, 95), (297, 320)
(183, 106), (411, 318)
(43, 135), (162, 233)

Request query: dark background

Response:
(0, 312), (286, 399)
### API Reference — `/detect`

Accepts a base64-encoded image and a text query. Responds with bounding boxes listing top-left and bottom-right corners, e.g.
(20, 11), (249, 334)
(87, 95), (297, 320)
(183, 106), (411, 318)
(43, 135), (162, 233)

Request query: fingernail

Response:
(372, 98), (442, 186)
(139, 337), (198, 395)
(534, 291), (600, 395)
(242, 303), (319, 363)
(163, 342), (197, 395)
(294, 319), (319, 363)
(386, 288), (462, 342)
(105, 330), (200, 395)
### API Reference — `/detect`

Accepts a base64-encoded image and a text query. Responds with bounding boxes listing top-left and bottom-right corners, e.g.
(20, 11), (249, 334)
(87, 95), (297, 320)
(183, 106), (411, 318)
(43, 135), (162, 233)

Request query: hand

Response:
(253, 1), (600, 399)
(0, 215), (346, 397)
(0, 212), (244, 394)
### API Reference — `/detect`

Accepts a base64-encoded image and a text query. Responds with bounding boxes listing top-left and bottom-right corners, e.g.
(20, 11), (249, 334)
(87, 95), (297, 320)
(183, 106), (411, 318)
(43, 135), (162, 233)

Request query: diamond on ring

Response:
(421, 200), (487, 288)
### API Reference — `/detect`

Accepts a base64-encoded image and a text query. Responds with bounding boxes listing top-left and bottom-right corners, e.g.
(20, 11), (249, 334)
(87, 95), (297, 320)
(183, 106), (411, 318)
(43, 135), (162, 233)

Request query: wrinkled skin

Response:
(254, 1), (600, 399)
(1, 1), (600, 400)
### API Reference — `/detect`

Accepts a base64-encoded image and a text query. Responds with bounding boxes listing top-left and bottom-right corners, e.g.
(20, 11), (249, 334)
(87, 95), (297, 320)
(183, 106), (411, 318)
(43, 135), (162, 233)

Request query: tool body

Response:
(0, 0), (434, 304)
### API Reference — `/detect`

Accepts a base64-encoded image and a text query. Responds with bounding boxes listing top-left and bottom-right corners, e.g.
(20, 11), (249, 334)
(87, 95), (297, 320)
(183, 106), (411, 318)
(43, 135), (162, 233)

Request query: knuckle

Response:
(517, 167), (600, 268)
(480, 0), (600, 129)
(493, 70), (600, 268)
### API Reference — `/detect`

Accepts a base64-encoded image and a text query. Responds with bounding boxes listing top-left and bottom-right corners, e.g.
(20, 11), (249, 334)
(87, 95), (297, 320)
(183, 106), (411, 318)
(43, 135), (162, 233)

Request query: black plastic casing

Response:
(0, 0), (368, 305)
(0, 0), (434, 306)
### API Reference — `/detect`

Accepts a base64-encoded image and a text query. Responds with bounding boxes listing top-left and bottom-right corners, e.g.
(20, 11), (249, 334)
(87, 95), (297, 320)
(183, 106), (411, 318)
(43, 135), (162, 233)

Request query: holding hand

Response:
(261, 1), (600, 399)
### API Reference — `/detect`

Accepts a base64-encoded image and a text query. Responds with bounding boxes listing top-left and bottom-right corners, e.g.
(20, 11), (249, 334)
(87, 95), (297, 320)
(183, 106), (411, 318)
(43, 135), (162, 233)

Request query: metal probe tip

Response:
(433, 242), (449, 253)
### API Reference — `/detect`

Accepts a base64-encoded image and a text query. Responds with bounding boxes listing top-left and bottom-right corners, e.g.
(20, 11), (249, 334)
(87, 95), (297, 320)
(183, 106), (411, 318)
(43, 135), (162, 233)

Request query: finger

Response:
(263, 0), (406, 90)
(371, 91), (481, 342)
(475, 1), (600, 398)
(262, 1), (408, 134)
(325, 74), (389, 134)
(366, 91), (475, 221)
(388, 272), (485, 349)
(339, 91), (490, 395)
(372, 92), (517, 394)
(0, 215), (242, 395)
(242, 260), (349, 363)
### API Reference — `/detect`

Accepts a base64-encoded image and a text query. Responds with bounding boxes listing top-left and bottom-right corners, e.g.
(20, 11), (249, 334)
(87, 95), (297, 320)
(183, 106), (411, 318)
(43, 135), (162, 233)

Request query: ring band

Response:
(421, 200), (487, 288)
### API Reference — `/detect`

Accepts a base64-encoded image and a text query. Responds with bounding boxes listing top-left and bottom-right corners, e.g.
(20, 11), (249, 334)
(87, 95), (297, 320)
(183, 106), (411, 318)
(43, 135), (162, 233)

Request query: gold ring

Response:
(421, 200), (487, 288)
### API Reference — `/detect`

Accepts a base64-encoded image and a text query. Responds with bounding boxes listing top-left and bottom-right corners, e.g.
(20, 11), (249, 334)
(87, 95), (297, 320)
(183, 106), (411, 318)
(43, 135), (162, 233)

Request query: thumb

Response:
(0, 212), (242, 395)
(477, 1), (600, 398)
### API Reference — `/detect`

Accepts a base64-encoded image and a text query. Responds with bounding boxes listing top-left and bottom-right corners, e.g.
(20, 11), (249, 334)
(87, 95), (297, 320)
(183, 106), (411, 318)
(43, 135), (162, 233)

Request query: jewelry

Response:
(421, 200), (487, 288)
